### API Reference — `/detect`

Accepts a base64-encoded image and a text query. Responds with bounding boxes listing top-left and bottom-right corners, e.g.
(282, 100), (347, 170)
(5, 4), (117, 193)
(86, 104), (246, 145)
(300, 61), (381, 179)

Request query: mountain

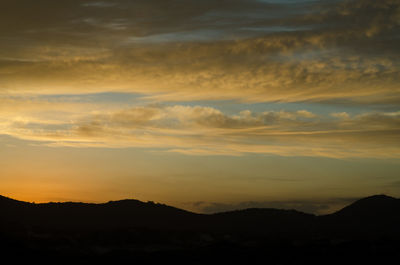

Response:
(0, 194), (28, 207)
(332, 194), (400, 218)
(0, 196), (200, 230)
(1, 194), (399, 235)
(1, 194), (400, 264)
(0, 195), (315, 236)
(208, 208), (315, 237)
(318, 195), (400, 238)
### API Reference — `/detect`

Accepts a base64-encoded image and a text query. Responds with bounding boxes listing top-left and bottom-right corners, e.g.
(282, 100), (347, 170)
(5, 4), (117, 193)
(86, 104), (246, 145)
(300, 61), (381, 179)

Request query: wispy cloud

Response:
(0, 0), (398, 103)
(0, 0), (398, 157)
(1, 102), (399, 158)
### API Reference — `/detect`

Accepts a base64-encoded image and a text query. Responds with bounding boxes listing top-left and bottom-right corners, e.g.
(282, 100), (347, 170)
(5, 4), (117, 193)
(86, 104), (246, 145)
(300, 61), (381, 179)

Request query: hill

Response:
(1, 194), (400, 264)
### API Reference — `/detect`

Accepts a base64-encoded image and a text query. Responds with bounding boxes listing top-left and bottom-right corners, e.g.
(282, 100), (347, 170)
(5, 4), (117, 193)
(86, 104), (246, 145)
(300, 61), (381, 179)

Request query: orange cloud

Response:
(1, 103), (399, 158)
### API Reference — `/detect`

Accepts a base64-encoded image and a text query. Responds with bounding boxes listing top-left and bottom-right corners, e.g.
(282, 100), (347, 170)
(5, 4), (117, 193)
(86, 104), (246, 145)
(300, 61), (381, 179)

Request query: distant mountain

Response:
(318, 195), (400, 238)
(332, 195), (400, 218)
(0, 195), (315, 236)
(208, 208), (315, 237)
(1, 194), (400, 264)
(1, 194), (399, 237)
(0, 196), (199, 230)
(0, 195), (28, 207)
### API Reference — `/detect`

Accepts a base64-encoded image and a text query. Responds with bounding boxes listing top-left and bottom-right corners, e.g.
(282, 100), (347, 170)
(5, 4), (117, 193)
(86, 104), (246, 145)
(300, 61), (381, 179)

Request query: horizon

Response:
(0, 193), (395, 216)
(1, 0), (399, 216)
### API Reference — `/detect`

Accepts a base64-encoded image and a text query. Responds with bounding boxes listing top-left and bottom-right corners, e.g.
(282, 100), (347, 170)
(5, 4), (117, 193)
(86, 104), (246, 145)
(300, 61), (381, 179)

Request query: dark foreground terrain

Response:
(1, 194), (400, 264)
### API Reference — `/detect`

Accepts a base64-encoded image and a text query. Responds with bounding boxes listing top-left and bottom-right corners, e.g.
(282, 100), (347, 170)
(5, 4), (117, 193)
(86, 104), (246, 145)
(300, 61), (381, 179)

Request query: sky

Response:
(0, 0), (399, 214)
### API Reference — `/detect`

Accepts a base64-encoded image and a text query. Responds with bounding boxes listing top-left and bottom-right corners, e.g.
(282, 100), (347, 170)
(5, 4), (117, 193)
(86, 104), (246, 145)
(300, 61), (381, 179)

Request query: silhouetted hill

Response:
(2, 194), (400, 235)
(318, 195), (400, 239)
(0, 195), (28, 207)
(0, 197), (200, 230)
(333, 195), (400, 218)
(209, 208), (315, 237)
(1, 194), (400, 264)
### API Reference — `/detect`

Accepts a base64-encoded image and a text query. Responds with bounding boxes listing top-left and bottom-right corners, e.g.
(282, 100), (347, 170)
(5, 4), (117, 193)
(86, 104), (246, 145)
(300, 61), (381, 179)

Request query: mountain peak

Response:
(359, 194), (396, 201)
(0, 195), (29, 209)
(0, 194), (24, 203)
(348, 194), (397, 208)
(333, 194), (399, 218)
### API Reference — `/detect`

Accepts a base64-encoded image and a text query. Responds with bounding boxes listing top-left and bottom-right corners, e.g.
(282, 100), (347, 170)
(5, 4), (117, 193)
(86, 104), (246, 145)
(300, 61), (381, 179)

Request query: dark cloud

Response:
(0, 0), (398, 103)
(1, 0), (398, 46)
(0, 0), (290, 43)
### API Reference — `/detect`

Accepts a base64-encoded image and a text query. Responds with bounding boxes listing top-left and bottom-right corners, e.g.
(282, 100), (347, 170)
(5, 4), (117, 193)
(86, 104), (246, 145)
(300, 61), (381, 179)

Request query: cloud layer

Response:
(0, 0), (398, 159)
(0, 0), (399, 103)
(1, 99), (399, 158)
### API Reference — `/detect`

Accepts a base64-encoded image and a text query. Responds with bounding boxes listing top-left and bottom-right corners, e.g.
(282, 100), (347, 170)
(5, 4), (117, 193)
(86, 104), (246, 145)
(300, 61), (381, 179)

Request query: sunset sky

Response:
(1, 0), (399, 214)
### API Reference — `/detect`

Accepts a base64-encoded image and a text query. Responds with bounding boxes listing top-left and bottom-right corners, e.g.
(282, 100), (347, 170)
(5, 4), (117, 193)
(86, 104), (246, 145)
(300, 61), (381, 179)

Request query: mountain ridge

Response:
(1, 194), (400, 264)
(1, 193), (398, 216)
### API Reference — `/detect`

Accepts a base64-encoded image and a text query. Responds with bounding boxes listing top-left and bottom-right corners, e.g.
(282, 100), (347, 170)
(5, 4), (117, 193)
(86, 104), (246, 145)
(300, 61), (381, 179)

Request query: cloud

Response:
(0, 0), (398, 104)
(0, 0), (398, 158)
(331, 112), (350, 119)
(1, 102), (400, 158)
